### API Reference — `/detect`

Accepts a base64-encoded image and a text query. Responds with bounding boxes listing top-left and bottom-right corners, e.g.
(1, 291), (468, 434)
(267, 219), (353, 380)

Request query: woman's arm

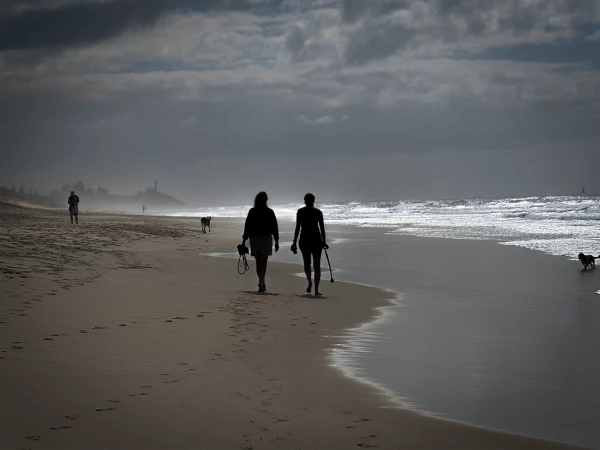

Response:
(242, 209), (252, 242)
(272, 209), (279, 242)
(272, 210), (280, 252)
(319, 210), (326, 246)
(292, 210), (301, 243)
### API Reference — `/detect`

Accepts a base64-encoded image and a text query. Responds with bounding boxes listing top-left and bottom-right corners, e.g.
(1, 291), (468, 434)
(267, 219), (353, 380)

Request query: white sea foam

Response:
(165, 195), (599, 259)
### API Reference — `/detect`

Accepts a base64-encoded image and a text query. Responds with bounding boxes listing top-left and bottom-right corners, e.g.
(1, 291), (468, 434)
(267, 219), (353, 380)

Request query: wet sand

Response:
(0, 202), (584, 449)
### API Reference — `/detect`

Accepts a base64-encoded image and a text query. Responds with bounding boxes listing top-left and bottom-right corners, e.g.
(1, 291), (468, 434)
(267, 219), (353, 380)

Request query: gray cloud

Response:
(1, 0), (600, 201)
(341, 0), (600, 64)
(0, 0), (262, 51)
(285, 24), (306, 62)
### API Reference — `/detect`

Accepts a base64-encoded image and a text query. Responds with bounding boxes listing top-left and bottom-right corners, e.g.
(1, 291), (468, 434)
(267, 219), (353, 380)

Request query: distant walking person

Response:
(242, 192), (279, 292)
(68, 190), (80, 224)
(291, 193), (328, 296)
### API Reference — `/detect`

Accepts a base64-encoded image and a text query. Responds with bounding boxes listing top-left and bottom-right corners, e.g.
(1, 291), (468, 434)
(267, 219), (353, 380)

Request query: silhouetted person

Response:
(242, 192), (279, 292)
(143, 204), (146, 214)
(68, 190), (80, 224)
(291, 193), (328, 295)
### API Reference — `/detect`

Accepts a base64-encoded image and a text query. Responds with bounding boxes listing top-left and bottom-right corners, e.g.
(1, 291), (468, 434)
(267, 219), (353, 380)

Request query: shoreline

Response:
(209, 252), (591, 450)
(0, 205), (587, 449)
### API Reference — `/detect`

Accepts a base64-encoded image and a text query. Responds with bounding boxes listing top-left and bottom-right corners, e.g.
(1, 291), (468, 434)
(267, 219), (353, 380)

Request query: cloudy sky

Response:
(1, 0), (599, 204)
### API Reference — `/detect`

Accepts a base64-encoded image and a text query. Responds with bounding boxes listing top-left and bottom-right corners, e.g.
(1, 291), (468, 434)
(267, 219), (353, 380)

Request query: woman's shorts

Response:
(299, 240), (322, 255)
(250, 235), (272, 256)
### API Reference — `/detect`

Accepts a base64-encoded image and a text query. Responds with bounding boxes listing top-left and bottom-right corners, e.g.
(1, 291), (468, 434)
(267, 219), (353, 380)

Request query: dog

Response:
(578, 253), (599, 270)
(201, 216), (211, 233)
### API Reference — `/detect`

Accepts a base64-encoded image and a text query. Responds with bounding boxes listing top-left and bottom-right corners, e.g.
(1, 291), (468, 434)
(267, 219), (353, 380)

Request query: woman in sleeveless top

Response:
(291, 193), (328, 296)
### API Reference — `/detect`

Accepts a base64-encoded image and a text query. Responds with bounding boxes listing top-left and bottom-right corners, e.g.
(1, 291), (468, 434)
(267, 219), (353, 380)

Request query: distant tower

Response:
(154, 180), (158, 193)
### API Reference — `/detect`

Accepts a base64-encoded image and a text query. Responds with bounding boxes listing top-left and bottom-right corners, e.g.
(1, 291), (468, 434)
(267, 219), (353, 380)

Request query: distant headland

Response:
(0, 180), (183, 212)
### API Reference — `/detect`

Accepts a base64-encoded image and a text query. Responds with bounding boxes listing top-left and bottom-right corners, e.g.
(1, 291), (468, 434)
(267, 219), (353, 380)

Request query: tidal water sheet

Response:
(183, 195), (599, 447)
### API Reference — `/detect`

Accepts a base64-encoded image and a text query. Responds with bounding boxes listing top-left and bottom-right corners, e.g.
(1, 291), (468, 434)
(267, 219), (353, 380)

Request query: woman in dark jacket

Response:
(242, 192), (279, 292)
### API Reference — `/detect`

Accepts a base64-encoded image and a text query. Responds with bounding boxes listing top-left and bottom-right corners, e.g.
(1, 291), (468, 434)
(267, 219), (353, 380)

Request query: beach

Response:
(0, 203), (589, 450)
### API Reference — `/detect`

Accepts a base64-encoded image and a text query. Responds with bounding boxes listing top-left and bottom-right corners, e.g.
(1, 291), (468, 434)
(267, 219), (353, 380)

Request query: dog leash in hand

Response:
(237, 253), (249, 274)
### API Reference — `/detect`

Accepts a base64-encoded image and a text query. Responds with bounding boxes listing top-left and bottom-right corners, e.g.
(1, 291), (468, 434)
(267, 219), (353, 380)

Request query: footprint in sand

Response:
(272, 417), (289, 423)
(107, 400), (120, 404)
(51, 333), (66, 337)
(117, 323), (127, 327)
(43, 337), (53, 341)
(79, 330), (88, 334)
(172, 316), (187, 320)
(196, 314), (204, 317)
(49, 426), (72, 431)
(25, 435), (42, 441)
(92, 326), (107, 330)
(11, 345), (23, 350)
(164, 320), (173, 323)
(163, 380), (180, 384)
(95, 407), (117, 412)
(64, 415), (78, 420)
(356, 444), (377, 448)
(129, 393), (149, 397)
(354, 418), (373, 423)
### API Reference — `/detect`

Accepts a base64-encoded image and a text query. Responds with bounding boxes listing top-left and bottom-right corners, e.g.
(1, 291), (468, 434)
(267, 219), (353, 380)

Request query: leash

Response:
(324, 248), (334, 283)
(237, 244), (250, 274)
(237, 253), (249, 274)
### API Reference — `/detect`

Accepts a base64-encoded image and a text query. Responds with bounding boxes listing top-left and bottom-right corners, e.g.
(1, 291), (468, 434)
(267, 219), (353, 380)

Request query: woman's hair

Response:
(304, 193), (315, 205)
(254, 191), (268, 208)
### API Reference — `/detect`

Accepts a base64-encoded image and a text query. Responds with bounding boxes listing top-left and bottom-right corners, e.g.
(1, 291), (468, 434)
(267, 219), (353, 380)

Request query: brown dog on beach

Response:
(201, 216), (211, 233)
(578, 253), (599, 269)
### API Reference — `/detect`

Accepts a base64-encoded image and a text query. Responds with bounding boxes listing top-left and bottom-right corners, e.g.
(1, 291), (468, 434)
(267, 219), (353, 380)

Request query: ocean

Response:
(164, 195), (600, 448)
(166, 195), (600, 259)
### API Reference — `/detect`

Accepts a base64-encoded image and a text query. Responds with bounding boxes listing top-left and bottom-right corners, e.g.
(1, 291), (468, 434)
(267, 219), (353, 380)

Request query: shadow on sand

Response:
(240, 290), (280, 296)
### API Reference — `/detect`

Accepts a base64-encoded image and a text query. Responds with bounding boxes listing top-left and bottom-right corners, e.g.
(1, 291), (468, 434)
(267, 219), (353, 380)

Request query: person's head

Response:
(70, 191), (74, 195)
(304, 193), (315, 207)
(254, 191), (268, 208)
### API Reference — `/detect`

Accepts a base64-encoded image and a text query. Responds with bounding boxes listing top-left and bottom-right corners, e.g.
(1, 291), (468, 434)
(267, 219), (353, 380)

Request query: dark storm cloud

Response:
(0, 0), (257, 51)
(1, 0), (600, 201)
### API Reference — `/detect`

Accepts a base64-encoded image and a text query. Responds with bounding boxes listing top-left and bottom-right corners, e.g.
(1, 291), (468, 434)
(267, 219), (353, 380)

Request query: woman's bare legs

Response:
(255, 255), (268, 291)
(301, 250), (312, 293)
(313, 249), (322, 295)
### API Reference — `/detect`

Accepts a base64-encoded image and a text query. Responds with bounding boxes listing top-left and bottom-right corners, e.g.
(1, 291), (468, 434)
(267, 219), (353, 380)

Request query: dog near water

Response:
(578, 253), (599, 270)
(201, 216), (211, 233)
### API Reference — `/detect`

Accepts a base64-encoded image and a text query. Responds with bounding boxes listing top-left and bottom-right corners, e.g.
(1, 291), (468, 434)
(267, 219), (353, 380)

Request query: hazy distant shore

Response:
(0, 203), (585, 449)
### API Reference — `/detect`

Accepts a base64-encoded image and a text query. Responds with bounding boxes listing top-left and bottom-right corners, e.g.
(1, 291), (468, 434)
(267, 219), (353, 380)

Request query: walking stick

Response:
(324, 248), (334, 283)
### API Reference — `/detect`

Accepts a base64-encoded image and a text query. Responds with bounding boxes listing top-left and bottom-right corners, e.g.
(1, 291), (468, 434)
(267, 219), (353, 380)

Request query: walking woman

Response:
(291, 193), (328, 296)
(242, 192), (279, 292)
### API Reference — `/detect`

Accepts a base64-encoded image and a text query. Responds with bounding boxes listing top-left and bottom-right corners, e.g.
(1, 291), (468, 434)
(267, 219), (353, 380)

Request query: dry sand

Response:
(0, 203), (583, 449)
